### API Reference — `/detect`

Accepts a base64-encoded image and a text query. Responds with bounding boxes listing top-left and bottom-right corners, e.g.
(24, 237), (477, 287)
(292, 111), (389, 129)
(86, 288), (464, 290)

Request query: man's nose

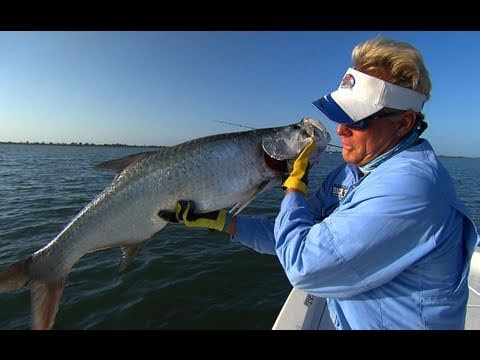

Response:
(336, 124), (352, 137)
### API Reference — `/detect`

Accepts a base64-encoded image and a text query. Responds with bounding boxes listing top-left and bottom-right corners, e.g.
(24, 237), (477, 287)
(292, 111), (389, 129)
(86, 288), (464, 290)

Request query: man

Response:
(160, 38), (479, 329)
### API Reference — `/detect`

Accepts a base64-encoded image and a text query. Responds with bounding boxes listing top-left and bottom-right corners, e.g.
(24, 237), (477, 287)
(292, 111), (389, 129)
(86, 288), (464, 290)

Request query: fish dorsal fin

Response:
(93, 151), (158, 174)
(119, 241), (150, 272)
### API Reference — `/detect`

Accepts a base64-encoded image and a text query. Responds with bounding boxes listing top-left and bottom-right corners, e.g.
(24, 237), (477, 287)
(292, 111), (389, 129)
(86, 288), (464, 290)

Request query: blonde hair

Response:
(352, 38), (432, 101)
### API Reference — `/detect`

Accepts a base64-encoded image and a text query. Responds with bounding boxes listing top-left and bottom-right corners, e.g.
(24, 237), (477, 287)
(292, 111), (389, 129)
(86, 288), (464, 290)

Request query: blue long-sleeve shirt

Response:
(233, 139), (479, 329)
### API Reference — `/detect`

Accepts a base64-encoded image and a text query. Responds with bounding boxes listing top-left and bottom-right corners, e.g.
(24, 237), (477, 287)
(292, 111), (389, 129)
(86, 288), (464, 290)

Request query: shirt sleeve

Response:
(306, 178), (327, 220)
(274, 173), (450, 298)
(232, 180), (330, 255)
(231, 215), (277, 255)
(306, 163), (349, 221)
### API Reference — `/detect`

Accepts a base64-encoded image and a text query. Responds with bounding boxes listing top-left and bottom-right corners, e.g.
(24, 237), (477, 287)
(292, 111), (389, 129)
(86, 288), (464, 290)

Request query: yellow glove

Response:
(282, 140), (317, 195)
(158, 200), (232, 232)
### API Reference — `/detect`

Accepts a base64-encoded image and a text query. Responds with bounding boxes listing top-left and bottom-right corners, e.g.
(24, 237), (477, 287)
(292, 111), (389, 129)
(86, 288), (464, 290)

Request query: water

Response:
(0, 144), (479, 330)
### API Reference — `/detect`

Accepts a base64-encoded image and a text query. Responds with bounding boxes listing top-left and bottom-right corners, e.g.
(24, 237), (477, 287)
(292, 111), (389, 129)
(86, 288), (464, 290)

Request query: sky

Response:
(0, 31), (479, 157)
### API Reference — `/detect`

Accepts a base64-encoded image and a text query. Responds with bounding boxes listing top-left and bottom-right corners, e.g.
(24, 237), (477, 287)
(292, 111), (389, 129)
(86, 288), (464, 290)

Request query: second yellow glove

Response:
(159, 200), (232, 232)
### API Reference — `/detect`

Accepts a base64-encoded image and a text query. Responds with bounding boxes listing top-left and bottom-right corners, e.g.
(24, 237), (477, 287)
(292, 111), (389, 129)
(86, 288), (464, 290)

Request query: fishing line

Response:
(212, 120), (343, 150)
(212, 120), (256, 130)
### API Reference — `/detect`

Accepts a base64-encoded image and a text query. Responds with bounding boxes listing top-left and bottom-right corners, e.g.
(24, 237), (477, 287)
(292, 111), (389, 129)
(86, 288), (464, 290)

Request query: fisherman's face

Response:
(336, 67), (415, 167)
(336, 112), (406, 167)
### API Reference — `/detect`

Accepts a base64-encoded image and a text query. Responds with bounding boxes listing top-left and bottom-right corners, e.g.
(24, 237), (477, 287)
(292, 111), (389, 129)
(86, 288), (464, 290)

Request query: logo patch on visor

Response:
(340, 73), (355, 90)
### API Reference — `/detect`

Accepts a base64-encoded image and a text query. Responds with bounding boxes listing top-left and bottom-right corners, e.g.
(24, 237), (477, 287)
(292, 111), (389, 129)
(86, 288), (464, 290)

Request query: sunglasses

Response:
(344, 110), (404, 131)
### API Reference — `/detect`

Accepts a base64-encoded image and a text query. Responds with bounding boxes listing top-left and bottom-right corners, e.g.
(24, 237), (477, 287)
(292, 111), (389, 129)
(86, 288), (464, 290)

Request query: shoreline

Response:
(0, 141), (163, 148)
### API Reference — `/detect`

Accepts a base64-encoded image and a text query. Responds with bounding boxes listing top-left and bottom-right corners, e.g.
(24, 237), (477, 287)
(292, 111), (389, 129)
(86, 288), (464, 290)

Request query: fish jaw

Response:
(299, 117), (331, 166)
(300, 117), (331, 151)
(261, 117), (331, 161)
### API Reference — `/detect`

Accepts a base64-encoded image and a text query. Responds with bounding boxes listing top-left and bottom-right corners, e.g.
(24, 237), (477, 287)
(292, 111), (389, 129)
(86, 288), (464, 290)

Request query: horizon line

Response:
(0, 140), (165, 148)
(1, 140), (478, 159)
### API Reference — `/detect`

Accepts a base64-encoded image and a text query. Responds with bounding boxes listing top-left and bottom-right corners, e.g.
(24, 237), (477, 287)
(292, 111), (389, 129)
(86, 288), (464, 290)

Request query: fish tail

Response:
(0, 258), (31, 293)
(30, 279), (65, 330)
(0, 258), (66, 330)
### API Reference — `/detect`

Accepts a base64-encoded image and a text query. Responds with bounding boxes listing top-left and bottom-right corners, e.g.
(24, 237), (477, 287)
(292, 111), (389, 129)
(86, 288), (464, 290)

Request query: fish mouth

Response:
(300, 117), (331, 149)
(261, 117), (331, 162)
(261, 117), (331, 173)
(263, 151), (289, 173)
(299, 117), (331, 167)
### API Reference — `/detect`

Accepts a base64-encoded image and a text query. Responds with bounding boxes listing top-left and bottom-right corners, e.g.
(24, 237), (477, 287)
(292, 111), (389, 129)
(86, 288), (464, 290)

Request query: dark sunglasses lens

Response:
(345, 110), (403, 130)
(346, 119), (367, 130)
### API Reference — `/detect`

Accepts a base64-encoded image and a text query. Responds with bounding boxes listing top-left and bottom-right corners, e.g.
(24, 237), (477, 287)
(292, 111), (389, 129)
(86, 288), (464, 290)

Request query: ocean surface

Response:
(0, 143), (479, 330)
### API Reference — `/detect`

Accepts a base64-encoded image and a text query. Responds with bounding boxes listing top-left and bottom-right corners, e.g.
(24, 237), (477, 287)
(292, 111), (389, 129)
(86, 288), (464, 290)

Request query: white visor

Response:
(312, 67), (426, 124)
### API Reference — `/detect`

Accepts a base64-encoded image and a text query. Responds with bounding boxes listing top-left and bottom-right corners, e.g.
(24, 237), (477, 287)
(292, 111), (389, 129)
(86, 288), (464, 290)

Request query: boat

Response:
(272, 247), (480, 330)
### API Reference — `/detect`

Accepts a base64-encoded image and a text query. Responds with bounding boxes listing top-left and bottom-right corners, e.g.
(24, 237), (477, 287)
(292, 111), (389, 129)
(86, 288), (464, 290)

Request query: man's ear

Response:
(397, 110), (417, 136)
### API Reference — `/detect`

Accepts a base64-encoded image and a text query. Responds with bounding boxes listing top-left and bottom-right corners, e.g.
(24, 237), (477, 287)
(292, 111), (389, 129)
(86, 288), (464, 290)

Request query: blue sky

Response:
(0, 31), (479, 157)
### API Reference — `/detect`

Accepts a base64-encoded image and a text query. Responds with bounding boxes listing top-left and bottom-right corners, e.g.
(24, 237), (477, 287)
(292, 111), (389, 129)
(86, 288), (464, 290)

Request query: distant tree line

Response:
(0, 141), (164, 148)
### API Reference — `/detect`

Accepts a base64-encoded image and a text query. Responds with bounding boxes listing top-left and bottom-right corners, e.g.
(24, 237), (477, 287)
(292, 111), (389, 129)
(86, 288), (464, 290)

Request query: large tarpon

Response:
(0, 117), (330, 330)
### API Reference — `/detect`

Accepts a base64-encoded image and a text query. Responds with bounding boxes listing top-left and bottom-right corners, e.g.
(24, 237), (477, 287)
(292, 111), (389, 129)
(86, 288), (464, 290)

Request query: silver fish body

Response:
(0, 117), (330, 329)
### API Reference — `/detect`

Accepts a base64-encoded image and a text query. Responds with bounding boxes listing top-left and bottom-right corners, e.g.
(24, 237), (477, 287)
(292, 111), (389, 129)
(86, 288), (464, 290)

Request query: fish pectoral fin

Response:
(119, 241), (149, 272)
(30, 279), (66, 330)
(230, 180), (272, 216)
